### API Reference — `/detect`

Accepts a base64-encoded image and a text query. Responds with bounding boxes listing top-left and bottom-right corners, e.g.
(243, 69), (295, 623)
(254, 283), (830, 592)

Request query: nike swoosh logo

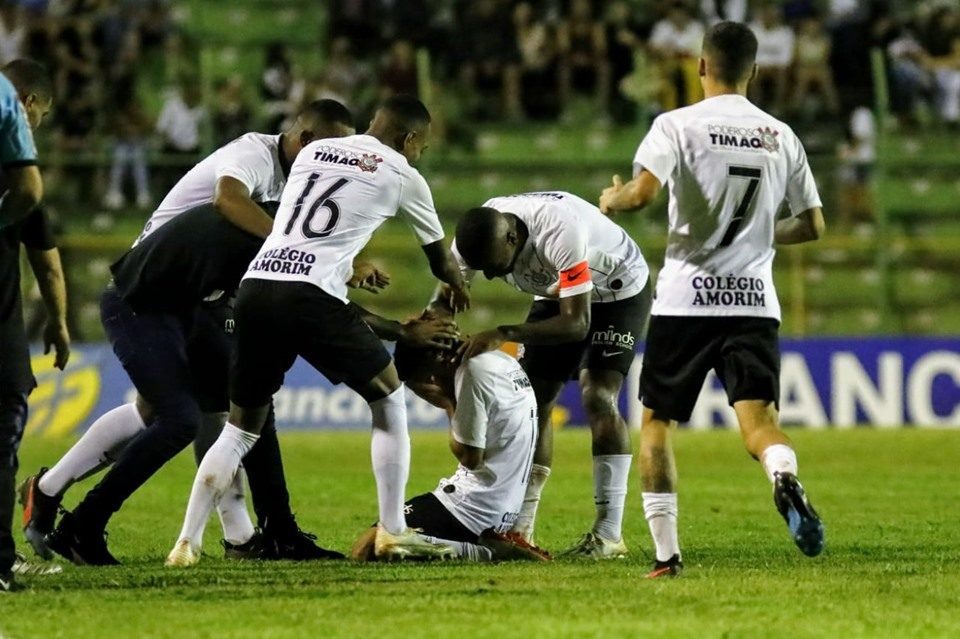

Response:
(566, 268), (586, 282)
(0, 576), (11, 591)
(601, 350), (620, 358)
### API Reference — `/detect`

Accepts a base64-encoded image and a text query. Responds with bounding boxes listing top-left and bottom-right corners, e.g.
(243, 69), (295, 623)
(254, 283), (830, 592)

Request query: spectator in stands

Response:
(0, 4), (27, 65)
(514, 1), (560, 120)
(261, 42), (295, 133)
(55, 81), (97, 152)
(604, 1), (651, 124)
(750, 2), (794, 115)
(156, 78), (205, 155)
(836, 106), (877, 231)
(103, 96), (151, 211)
(138, 0), (174, 54)
(212, 76), (252, 147)
(924, 6), (960, 129)
(53, 7), (99, 101)
(457, 0), (522, 121)
(379, 39), (418, 100)
(700, 0), (749, 25)
(648, 1), (705, 110)
(324, 36), (370, 111)
(885, 19), (933, 127)
(791, 14), (840, 118)
(558, 0), (610, 119)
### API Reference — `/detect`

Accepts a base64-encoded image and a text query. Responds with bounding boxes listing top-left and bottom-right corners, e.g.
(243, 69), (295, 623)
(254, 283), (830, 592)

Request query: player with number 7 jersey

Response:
(599, 21), (826, 577)
(166, 95), (470, 567)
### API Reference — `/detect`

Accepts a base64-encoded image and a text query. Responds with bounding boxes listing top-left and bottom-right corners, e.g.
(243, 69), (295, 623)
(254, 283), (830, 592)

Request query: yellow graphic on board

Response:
(26, 351), (101, 439)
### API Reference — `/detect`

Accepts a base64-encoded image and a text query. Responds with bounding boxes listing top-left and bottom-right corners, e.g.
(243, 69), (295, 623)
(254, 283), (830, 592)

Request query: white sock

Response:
(177, 423), (259, 547)
(511, 464), (551, 541)
(642, 492), (680, 562)
(217, 467), (255, 545)
(591, 454), (632, 542)
(422, 536), (493, 562)
(760, 444), (798, 483)
(39, 402), (146, 497)
(369, 385), (410, 535)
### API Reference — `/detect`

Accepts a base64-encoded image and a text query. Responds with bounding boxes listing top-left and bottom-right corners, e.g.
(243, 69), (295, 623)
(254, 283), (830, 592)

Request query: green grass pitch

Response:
(5, 428), (960, 638)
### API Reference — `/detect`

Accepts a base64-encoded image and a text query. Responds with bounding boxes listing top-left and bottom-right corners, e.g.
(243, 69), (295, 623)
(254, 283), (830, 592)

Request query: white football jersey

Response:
(453, 192), (649, 303)
(135, 133), (286, 246)
(244, 134), (445, 302)
(433, 351), (538, 535)
(633, 94), (822, 320)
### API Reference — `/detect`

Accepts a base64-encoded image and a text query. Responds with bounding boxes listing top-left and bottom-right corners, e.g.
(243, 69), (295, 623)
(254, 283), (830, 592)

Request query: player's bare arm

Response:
(599, 170), (662, 215)
(353, 304), (460, 348)
(459, 291), (591, 360)
(26, 246), (70, 370)
(449, 436), (483, 470)
(422, 240), (470, 312)
(774, 207), (825, 245)
(0, 164), (43, 228)
(212, 176), (276, 239)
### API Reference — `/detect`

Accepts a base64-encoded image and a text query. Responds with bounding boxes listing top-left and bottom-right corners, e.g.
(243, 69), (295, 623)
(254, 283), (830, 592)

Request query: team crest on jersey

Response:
(358, 153), (383, 173)
(758, 127), (780, 152)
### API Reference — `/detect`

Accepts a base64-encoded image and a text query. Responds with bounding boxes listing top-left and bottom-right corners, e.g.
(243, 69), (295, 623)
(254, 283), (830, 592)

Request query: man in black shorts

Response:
(600, 21), (826, 577)
(443, 190), (651, 558)
(167, 95), (469, 566)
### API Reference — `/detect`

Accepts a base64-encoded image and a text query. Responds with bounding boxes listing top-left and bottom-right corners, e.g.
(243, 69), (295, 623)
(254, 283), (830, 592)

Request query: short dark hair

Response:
(381, 94), (431, 132)
(299, 99), (354, 129)
(2, 59), (52, 100)
(455, 207), (500, 268)
(394, 340), (459, 383)
(702, 21), (758, 85)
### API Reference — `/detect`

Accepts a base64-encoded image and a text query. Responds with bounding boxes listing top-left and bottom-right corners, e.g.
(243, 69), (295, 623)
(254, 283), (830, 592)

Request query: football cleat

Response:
(18, 468), (62, 560)
(645, 554), (683, 579)
(165, 539), (201, 567)
(558, 532), (628, 559)
(12, 551), (62, 576)
(773, 472), (825, 557)
(479, 529), (551, 561)
(46, 512), (120, 566)
(0, 571), (20, 593)
(373, 525), (457, 561)
(263, 527), (344, 561)
(223, 531), (267, 560)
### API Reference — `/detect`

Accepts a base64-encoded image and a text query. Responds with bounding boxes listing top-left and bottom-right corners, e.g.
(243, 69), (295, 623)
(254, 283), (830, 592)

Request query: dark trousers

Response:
(73, 287), (296, 534)
(0, 392), (27, 573)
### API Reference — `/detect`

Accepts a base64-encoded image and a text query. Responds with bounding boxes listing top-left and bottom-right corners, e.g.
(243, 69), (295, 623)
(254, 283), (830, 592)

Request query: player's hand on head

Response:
(348, 261), (391, 294)
(43, 319), (71, 370)
(599, 174), (624, 216)
(457, 328), (505, 360)
(401, 317), (460, 349)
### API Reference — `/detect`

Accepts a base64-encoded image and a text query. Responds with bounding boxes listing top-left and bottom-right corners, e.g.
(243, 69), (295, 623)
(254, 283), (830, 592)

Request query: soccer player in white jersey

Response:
(599, 21), (826, 577)
(166, 95), (470, 566)
(351, 338), (548, 562)
(443, 191), (651, 559)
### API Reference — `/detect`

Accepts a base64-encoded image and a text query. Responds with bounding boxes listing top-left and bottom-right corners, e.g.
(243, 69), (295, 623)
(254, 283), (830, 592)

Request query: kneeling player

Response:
(352, 339), (548, 562)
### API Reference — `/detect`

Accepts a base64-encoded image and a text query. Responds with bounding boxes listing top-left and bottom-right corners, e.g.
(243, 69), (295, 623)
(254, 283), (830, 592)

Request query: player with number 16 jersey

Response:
(168, 95), (469, 567)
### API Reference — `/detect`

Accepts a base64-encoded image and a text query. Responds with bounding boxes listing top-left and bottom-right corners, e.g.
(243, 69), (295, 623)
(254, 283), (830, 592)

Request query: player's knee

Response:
(580, 384), (620, 421)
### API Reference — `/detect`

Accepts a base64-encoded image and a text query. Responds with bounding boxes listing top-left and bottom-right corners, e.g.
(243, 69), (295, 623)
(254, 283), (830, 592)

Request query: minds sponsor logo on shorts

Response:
(248, 247), (317, 276)
(313, 146), (383, 173)
(692, 275), (766, 307)
(591, 325), (635, 349)
(707, 124), (780, 152)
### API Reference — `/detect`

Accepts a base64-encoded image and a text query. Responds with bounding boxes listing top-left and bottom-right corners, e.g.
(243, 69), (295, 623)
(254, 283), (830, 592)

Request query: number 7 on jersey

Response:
(719, 165), (762, 248)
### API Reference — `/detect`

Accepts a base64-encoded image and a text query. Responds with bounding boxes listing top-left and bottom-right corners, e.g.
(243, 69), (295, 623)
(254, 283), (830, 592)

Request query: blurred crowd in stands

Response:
(0, 0), (958, 212)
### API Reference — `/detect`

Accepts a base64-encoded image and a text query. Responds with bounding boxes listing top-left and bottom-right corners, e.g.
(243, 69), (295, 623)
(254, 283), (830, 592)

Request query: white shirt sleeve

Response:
(215, 142), (273, 196)
(452, 360), (491, 449)
(398, 170), (445, 246)
(542, 222), (592, 298)
(633, 115), (679, 185)
(785, 137), (823, 216)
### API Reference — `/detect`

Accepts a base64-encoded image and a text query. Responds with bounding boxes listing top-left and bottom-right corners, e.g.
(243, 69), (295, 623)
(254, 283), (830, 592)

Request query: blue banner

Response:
(23, 337), (960, 439)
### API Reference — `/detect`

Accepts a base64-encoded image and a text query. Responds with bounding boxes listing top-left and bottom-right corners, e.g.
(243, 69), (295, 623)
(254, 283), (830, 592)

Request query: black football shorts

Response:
(639, 315), (781, 422)
(230, 278), (392, 407)
(519, 286), (651, 382)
